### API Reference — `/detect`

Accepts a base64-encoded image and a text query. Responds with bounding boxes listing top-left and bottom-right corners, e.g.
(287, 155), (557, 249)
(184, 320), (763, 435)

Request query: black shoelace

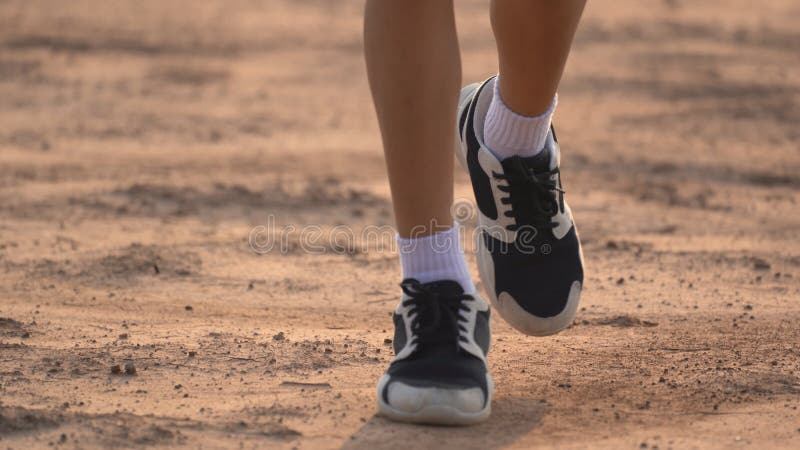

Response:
(493, 158), (565, 232)
(400, 279), (472, 349)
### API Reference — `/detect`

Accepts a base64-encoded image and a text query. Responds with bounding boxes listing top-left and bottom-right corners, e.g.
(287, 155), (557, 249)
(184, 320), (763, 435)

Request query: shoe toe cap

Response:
(385, 379), (486, 414)
(496, 279), (581, 336)
(483, 226), (584, 324)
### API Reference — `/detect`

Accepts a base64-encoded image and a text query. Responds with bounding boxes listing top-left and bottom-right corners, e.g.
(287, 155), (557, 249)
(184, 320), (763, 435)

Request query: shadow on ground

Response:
(341, 396), (545, 450)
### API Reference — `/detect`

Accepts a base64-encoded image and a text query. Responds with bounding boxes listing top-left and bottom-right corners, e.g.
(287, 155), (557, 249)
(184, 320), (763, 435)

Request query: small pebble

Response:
(124, 362), (137, 375)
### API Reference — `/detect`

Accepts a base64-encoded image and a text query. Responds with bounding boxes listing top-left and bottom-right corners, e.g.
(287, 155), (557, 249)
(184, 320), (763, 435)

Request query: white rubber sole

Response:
(376, 374), (493, 426)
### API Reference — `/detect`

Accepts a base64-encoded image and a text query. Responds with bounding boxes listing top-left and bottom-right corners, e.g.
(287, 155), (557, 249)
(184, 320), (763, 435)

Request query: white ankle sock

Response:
(397, 225), (475, 293)
(484, 77), (557, 160)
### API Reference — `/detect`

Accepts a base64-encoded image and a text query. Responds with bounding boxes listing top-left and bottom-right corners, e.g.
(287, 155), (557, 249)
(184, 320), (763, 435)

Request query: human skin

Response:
(364, 0), (586, 237)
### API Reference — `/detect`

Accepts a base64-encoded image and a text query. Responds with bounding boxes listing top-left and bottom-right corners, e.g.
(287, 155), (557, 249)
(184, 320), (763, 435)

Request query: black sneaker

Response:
(455, 76), (584, 336)
(376, 279), (492, 425)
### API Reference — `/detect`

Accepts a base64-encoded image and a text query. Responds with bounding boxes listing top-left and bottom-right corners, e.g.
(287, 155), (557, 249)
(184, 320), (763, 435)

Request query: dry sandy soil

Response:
(1, 0), (799, 449)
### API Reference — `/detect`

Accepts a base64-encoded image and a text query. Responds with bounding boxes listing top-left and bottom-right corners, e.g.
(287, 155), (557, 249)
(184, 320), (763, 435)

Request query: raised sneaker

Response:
(455, 76), (584, 336)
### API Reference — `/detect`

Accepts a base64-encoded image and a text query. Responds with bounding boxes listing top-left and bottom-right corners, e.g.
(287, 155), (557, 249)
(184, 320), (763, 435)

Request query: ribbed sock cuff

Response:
(397, 225), (474, 293)
(484, 77), (557, 160)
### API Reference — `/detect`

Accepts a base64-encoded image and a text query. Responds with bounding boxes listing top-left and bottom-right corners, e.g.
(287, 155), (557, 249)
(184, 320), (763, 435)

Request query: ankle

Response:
(397, 225), (475, 294)
(484, 76), (557, 160)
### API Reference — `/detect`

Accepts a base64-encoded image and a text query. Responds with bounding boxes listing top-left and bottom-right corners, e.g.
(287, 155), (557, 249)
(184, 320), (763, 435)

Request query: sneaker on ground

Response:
(377, 279), (492, 425)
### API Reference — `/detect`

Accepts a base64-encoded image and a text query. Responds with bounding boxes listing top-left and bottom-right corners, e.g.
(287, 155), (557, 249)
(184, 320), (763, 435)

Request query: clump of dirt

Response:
(87, 243), (200, 280)
(101, 419), (179, 446)
(0, 317), (30, 338)
(224, 420), (302, 440)
(243, 404), (306, 419)
(750, 257), (771, 271)
(25, 243), (201, 286)
(0, 407), (62, 434)
(580, 315), (659, 328)
(271, 338), (384, 372)
(94, 179), (386, 218)
(110, 362), (137, 375)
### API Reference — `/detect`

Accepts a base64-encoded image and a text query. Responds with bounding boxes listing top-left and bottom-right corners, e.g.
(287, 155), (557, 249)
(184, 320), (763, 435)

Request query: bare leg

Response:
(364, 0), (460, 237)
(491, 0), (586, 116)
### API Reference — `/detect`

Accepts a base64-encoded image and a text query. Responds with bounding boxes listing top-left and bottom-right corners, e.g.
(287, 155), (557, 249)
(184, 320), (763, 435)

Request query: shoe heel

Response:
(455, 83), (481, 172)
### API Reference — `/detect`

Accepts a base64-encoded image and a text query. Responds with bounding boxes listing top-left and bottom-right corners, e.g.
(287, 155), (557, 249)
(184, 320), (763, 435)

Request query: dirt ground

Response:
(1, 0), (799, 448)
